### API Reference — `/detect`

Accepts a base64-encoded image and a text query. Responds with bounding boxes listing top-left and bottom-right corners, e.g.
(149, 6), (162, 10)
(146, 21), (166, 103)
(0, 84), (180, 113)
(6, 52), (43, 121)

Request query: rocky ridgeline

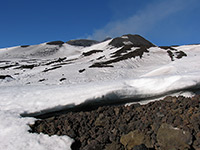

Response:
(30, 95), (200, 150)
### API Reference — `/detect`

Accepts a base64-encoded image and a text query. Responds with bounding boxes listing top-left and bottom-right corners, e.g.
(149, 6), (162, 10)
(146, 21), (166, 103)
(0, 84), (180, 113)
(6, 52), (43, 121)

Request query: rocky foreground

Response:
(30, 95), (200, 150)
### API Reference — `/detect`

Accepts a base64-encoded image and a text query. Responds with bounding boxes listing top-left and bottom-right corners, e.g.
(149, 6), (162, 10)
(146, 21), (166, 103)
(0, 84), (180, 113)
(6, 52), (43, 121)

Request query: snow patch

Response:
(0, 111), (73, 150)
(123, 41), (133, 45)
(121, 35), (129, 39)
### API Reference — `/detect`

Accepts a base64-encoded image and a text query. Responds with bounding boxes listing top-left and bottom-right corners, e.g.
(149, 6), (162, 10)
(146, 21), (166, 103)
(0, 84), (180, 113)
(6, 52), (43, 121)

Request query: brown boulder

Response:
(120, 130), (151, 150)
(157, 123), (192, 150)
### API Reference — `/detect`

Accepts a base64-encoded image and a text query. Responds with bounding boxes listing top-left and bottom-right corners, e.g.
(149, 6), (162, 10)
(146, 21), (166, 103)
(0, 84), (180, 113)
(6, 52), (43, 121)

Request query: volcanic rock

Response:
(0, 75), (13, 79)
(46, 41), (64, 46)
(109, 34), (155, 48)
(66, 39), (99, 47)
(157, 123), (192, 150)
(120, 130), (147, 150)
(29, 95), (200, 150)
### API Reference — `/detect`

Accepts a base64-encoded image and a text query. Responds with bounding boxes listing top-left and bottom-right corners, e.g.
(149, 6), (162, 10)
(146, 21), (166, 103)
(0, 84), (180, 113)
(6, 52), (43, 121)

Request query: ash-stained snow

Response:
(0, 35), (200, 150)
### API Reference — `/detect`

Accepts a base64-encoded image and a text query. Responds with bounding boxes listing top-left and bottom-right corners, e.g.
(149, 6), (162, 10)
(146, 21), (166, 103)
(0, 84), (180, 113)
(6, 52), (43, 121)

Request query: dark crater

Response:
(109, 34), (155, 48)
(66, 39), (99, 47)
(29, 95), (200, 150)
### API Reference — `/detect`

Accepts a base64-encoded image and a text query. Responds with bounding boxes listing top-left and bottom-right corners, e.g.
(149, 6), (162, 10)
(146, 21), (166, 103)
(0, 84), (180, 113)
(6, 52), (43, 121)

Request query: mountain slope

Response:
(0, 34), (189, 86)
(0, 34), (200, 150)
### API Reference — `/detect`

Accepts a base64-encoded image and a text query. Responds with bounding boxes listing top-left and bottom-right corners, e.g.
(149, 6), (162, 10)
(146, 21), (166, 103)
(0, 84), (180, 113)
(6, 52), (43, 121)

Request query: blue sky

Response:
(0, 0), (200, 48)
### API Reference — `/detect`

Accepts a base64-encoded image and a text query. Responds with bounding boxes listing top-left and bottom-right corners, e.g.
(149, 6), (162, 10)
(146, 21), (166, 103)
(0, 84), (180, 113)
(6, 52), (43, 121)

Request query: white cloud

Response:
(89, 0), (196, 40)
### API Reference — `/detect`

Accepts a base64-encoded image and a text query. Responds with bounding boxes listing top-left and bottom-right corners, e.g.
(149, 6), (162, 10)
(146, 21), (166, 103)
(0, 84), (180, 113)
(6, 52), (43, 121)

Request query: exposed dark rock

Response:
(84, 140), (103, 150)
(167, 50), (187, 61)
(71, 140), (81, 150)
(0, 75), (13, 79)
(105, 141), (121, 150)
(161, 45), (187, 61)
(109, 34), (155, 48)
(59, 78), (66, 82)
(82, 50), (103, 57)
(132, 144), (148, 150)
(90, 46), (149, 68)
(43, 66), (62, 72)
(0, 64), (18, 69)
(167, 50), (174, 61)
(111, 46), (149, 59)
(66, 39), (99, 47)
(46, 41), (64, 46)
(160, 46), (176, 50)
(79, 69), (85, 73)
(29, 95), (200, 150)
(15, 64), (36, 69)
(20, 45), (30, 48)
(89, 63), (114, 68)
(120, 130), (147, 150)
(96, 55), (105, 60)
(157, 123), (192, 150)
(111, 45), (135, 57)
(175, 51), (187, 59)
(45, 57), (67, 65)
(171, 45), (180, 47)
(38, 79), (45, 82)
(0, 60), (10, 63)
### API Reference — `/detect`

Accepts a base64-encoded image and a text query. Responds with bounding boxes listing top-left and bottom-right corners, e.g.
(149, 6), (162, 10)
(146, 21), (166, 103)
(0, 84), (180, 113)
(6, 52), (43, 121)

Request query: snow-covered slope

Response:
(0, 34), (200, 150)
